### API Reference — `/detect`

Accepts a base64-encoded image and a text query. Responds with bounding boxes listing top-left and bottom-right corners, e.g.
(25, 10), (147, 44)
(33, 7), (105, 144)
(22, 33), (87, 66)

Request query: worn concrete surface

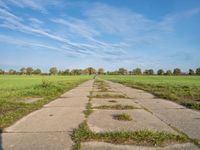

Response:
(106, 81), (155, 99)
(106, 81), (200, 142)
(92, 98), (142, 108)
(1, 80), (93, 150)
(132, 98), (185, 109)
(87, 109), (177, 133)
(81, 142), (199, 150)
(2, 132), (73, 150)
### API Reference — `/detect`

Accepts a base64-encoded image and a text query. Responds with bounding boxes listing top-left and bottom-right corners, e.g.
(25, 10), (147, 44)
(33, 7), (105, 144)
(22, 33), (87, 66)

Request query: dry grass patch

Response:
(92, 93), (128, 99)
(108, 100), (117, 103)
(93, 104), (137, 110)
(113, 113), (132, 121)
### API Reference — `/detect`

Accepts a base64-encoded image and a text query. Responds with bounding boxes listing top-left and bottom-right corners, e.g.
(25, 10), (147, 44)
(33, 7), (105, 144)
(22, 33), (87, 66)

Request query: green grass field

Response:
(0, 75), (91, 128)
(101, 75), (200, 110)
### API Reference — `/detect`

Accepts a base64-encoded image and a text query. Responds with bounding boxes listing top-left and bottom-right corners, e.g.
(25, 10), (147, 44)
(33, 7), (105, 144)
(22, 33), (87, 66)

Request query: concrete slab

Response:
(151, 108), (200, 140)
(92, 98), (142, 108)
(134, 98), (185, 109)
(81, 142), (199, 150)
(44, 97), (88, 108)
(105, 81), (155, 99)
(87, 109), (176, 133)
(61, 80), (93, 98)
(1, 132), (72, 150)
(5, 107), (84, 132)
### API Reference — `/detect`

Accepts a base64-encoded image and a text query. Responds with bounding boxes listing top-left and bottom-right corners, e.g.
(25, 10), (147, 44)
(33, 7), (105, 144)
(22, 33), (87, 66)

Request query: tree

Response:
(165, 70), (172, 75)
(118, 68), (128, 75)
(149, 69), (154, 75)
(0, 69), (4, 74)
(157, 69), (164, 75)
(71, 69), (82, 75)
(188, 69), (194, 75)
(132, 68), (142, 75)
(98, 68), (104, 75)
(20, 67), (26, 74)
(87, 67), (96, 75)
(9, 69), (16, 75)
(196, 67), (200, 75)
(49, 67), (58, 75)
(26, 67), (33, 75)
(63, 69), (70, 75)
(173, 68), (181, 75)
(143, 69), (154, 75)
(33, 68), (41, 75)
(82, 69), (89, 75)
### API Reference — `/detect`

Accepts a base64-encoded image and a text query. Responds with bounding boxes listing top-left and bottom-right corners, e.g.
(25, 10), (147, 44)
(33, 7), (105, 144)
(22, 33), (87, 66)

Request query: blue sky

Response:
(0, 0), (200, 72)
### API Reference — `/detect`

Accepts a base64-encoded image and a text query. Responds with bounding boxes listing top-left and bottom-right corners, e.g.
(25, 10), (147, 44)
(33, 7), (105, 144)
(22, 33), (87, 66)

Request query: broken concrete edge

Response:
(70, 121), (190, 150)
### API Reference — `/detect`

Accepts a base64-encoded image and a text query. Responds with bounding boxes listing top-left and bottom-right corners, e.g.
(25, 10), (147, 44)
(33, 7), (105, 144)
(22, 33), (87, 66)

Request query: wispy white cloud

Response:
(0, 0), (65, 14)
(85, 3), (156, 36)
(3, 0), (53, 13)
(0, 0), (10, 10)
(0, 8), (21, 20)
(0, 8), (127, 59)
(52, 18), (100, 40)
(29, 18), (43, 28)
(0, 35), (87, 56)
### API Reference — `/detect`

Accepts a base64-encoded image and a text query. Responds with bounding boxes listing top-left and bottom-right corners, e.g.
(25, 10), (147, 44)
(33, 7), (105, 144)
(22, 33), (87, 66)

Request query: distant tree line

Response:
(0, 67), (200, 76)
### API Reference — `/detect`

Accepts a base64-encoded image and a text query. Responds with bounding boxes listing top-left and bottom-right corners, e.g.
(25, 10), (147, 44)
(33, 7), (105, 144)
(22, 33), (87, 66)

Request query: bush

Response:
(41, 80), (52, 88)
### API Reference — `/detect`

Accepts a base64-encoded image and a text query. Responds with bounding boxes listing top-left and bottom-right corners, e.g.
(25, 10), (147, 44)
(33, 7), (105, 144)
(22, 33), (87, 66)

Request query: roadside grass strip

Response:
(0, 75), (91, 128)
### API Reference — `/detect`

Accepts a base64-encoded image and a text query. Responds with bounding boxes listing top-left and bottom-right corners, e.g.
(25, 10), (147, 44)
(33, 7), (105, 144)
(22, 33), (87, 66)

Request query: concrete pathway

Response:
(106, 81), (200, 141)
(1, 80), (93, 150)
(83, 80), (200, 150)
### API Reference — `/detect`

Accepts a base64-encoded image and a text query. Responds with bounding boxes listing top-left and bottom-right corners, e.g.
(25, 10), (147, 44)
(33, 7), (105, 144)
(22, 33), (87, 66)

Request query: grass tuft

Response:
(83, 101), (93, 118)
(93, 104), (137, 110)
(113, 113), (132, 121)
(92, 93), (128, 99)
(108, 100), (117, 103)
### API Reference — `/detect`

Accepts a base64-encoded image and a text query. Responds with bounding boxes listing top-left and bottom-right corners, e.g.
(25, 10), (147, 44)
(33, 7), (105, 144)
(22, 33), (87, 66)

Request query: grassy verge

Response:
(100, 75), (200, 110)
(71, 121), (188, 150)
(93, 104), (137, 110)
(0, 75), (91, 128)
